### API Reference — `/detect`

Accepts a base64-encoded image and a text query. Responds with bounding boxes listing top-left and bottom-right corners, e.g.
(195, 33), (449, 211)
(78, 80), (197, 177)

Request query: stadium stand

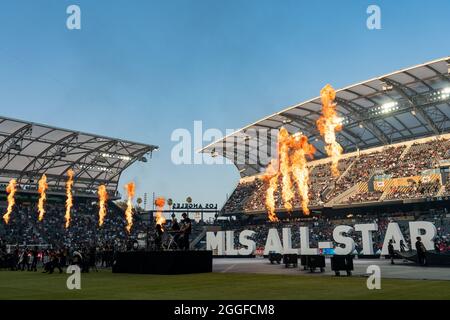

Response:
(0, 200), (147, 247)
(221, 134), (450, 214)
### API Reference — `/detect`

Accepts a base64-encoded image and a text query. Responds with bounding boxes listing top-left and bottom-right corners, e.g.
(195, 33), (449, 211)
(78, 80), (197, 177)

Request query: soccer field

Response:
(0, 270), (449, 300)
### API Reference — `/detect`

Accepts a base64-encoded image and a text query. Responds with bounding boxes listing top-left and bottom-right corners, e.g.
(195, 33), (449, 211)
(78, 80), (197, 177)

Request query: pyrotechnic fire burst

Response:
(263, 128), (316, 220)
(263, 160), (279, 222)
(98, 185), (108, 227)
(65, 169), (74, 229)
(2, 179), (17, 224)
(38, 174), (48, 221)
(278, 128), (294, 213)
(317, 84), (343, 177)
(288, 133), (316, 215)
(124, 182), (135, 233)
(154, 197), (166, 230)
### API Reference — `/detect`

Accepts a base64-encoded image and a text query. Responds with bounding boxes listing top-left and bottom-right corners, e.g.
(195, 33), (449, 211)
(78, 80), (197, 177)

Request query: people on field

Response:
(415, 237), (427, 266)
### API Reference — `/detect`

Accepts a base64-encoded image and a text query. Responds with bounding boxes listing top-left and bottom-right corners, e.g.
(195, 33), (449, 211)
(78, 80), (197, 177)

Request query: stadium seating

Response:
(0, 200), (148, 248)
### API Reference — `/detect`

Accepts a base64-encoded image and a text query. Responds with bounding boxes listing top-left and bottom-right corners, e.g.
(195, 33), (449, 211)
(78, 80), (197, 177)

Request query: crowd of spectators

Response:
(388, 139), (449, 177)
(0, 241), (117, 272)
(385, 181), (441, 200)
(443, 178), (450, 196)
(326, 146), (405, 201)
(0, 200), (148, 249)
(222, 179), (263, 213)
(345, 190), (384, 204)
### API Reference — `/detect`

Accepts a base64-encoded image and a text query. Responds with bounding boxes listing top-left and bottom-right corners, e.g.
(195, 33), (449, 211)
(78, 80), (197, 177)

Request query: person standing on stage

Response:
(415, 236), (427, 266)
(155, 223), (164, 250)
(171, 218), (181, 249)
(180, 213), (192, 251)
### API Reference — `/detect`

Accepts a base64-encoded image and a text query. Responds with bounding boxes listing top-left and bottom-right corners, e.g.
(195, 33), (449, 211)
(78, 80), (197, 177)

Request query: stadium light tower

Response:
(380, 101), (399, 114)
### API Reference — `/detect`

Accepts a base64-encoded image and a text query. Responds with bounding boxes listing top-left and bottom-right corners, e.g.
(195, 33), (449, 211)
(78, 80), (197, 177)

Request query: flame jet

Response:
(316, 84), (343, 177)
(288, 133), (316, 215)
(262, 160), (279, 222)
(154, 197), (166, 230)
(98, 185), (108, 227)
(38, 174), (48, 221)
(278, 128), (294, 213)
(65, 169), (74, 229)
(2, 179), (17, 224)
(124, 182), (135, 233)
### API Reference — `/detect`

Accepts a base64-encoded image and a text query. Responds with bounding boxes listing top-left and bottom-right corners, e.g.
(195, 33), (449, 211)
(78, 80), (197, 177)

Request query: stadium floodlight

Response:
(79, 164), (113, 172)
(101, 153), (132, 161)
(380, 101), (398, 114)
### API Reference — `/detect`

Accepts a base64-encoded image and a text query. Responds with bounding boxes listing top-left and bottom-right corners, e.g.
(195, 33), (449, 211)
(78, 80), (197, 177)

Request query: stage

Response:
(113, 250), (213, 274)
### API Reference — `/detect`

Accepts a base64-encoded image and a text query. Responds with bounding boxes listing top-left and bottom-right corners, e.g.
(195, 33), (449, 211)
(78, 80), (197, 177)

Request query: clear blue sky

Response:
(0, 0), (449, 209)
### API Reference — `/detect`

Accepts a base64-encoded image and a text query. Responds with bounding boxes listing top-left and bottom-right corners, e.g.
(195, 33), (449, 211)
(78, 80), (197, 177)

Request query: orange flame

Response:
(288, 133), (315, 215)
(262, 160), (279, 222)
(124, 182), (135, 233)
(64, 169), (74, 229)
(262, 128), (316, 219)
(98, 185), (108, 227)
(317, 84), (343, 177)
(37, 174), (48, 221)
(2, 179), (17, 224)
(278, 128), (294, 213)
(154, 197), (166, 230)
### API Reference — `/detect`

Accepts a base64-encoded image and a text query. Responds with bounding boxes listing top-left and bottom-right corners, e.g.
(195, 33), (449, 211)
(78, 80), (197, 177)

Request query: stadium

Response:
(1, 56), (450, 301)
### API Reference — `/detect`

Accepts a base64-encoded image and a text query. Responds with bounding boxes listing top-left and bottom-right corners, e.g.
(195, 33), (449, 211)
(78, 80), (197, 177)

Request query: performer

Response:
(155, 222), (164, 250)
(30, 248), (39, 272)
(180, 212), (192, 251)
(388, 240), (395, 265)
(415, 236), (427, 266)
(171, 218), (181, 249)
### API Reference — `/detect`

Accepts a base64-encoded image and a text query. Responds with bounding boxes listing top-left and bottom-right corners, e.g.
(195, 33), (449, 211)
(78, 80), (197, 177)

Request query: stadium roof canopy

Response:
(0, 116), (158, 193)
(200, 57), (450, 177)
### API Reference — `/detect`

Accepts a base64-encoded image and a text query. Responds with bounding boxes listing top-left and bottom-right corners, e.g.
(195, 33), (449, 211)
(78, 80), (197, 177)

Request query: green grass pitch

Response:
(0, 270), (449, 300)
